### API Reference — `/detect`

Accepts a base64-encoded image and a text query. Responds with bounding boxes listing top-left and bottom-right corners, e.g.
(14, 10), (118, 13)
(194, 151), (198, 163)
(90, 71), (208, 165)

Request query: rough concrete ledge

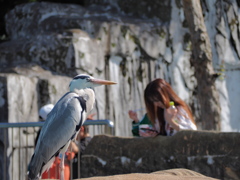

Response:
(81, 168), (219, 180)
(80, 131), (240, 180)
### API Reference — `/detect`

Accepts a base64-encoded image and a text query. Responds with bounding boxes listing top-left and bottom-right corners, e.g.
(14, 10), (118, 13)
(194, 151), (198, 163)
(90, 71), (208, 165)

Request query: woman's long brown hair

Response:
(144, 78), (195, 135)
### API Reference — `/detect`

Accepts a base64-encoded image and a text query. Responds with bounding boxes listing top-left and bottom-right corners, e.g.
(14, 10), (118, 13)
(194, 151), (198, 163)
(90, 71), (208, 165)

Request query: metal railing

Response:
(0, 119), (114, 128)
(0, 120), (114, 180)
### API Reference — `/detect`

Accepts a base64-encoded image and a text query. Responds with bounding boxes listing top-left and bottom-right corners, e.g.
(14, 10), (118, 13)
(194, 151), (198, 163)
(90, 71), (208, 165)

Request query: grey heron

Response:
(27, 74), (116, 180)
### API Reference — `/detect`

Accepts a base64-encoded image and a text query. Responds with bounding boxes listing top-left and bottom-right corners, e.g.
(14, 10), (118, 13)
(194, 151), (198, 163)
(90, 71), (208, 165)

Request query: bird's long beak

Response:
(90, 78), (117, 85)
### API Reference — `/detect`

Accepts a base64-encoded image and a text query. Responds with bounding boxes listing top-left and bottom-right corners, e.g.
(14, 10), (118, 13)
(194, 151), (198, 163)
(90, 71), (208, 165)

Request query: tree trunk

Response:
(182, 0), (221, 130)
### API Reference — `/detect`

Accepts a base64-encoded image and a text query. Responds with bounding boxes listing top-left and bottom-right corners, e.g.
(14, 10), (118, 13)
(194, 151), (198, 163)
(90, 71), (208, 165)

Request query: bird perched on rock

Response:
(28, 74), (116, 180)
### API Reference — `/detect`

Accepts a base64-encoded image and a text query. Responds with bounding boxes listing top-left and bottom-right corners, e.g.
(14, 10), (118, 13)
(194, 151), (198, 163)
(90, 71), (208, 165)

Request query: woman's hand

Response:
(128, 110), (139, 123)
(139, 130), (158, 137)
(164, 107), (177, 123)
(164, 107), (180, 131)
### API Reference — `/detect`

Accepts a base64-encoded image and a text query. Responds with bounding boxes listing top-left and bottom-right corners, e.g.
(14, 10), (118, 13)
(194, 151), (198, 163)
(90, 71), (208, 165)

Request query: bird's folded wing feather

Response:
(35, 92), (85, 163)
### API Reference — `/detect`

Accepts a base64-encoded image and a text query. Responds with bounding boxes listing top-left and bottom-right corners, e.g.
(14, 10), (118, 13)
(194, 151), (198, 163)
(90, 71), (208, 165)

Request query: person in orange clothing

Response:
(41, 145), (77, 180)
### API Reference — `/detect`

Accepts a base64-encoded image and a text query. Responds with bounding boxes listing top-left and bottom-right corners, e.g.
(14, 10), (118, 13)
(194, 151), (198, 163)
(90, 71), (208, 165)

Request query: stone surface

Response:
(42, 169), (218, 180)
(80, 131), (240, 180)
(80, 169), (218, 180)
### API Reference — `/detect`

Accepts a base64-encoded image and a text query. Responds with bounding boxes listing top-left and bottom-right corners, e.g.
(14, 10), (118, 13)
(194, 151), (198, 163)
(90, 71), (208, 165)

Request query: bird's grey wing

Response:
(28, 92), (87, 178)
(39, 93), (86, 160)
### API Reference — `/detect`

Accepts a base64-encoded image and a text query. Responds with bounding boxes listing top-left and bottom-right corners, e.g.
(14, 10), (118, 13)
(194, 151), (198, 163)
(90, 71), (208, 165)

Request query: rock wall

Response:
(80, 131), (240, 180)
(1, 0), (240, 135)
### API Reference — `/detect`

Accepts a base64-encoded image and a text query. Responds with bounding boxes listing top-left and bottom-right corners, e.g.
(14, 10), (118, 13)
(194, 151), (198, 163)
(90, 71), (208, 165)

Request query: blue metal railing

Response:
(0, 119), (114, 128)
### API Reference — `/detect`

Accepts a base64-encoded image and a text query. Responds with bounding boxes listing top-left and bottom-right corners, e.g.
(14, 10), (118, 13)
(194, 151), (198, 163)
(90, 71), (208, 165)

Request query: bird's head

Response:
(69, 74), (117, 92)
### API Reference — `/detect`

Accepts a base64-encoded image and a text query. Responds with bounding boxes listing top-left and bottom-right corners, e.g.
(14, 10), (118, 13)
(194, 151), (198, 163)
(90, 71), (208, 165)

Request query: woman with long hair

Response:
(144, 78), (197, 136)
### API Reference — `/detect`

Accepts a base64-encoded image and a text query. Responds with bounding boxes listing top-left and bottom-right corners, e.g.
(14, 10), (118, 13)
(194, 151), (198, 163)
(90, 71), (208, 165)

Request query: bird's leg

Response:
(59, 153), (65, 180)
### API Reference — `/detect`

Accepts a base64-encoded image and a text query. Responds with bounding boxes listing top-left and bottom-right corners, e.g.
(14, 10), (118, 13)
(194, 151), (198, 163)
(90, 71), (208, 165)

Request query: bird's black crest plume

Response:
(73, 75), (90, 80)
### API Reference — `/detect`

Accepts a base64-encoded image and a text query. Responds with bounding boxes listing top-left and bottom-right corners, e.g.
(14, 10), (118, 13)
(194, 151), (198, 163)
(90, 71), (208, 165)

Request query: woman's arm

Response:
(131, 113), (157, 137)
(129, 110), (140, 136)
(165, 106), (197, 131)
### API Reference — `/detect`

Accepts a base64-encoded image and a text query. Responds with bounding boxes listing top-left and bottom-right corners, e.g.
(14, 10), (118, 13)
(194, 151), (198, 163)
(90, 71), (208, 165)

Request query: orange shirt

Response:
(41, 152), (75, 180)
